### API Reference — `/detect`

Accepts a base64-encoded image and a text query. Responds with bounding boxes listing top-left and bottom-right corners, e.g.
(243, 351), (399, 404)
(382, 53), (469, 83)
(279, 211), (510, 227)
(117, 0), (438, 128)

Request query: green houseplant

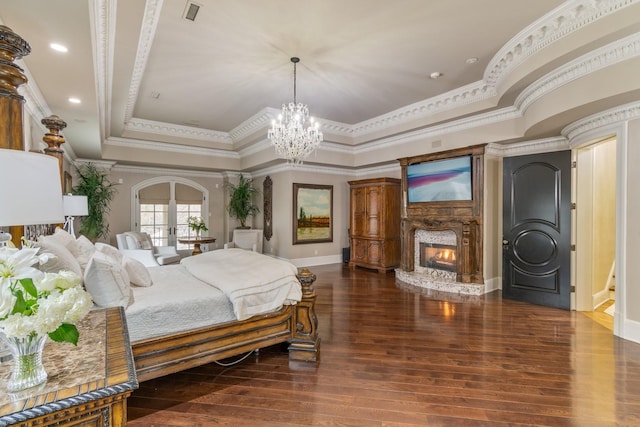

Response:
(72, 163), (117, 241)
(225, 174), (260, 228)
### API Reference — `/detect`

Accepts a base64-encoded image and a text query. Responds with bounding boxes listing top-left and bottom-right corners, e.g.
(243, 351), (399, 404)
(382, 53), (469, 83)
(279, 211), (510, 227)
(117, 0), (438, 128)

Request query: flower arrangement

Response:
(187, 216), (208, 236)
(0, 245), (93, 344)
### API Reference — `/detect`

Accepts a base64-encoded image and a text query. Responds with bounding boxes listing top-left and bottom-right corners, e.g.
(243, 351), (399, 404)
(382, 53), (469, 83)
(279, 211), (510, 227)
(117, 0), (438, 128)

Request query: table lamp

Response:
(63, 194), (88, 237)
(0, 149), (65, 246)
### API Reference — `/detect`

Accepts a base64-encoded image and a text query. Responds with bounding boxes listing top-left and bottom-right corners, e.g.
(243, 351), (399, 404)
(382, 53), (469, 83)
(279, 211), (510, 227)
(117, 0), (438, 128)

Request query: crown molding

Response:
(113, 163), (223, 179)
(562, 100), (640, 142)
(74, 158), (117, 170)
(91, 0), (114, 142)
(105, 136), (239, 158)
(485, 0), (638, 89)
(125, 117), (233, 144)
(351, 81), (497, 138)
(516, 32), (640, 113)
(486, 137), (569, 158)
(354, 106), (523, 155)
(123, 0), (164, 123)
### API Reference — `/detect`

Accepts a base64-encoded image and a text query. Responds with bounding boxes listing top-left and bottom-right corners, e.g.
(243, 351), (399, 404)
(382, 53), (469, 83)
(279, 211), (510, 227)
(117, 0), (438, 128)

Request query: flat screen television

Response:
(407, 155), (472, 203)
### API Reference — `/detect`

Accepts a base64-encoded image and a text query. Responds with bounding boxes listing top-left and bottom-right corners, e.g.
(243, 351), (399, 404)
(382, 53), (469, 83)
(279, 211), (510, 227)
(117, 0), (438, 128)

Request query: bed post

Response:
(289, 268), (320, 362)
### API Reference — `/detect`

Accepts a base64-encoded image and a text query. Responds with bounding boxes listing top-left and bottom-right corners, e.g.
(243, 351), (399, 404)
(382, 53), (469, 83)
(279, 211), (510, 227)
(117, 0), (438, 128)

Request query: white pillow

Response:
(36, 238), (83, 278)
(39, 227), (80, 258)
(95, 242), (124, 264)
(75, 235), (96, 270)
(83, 251), (133, 308)
(123, 256), (153, 287)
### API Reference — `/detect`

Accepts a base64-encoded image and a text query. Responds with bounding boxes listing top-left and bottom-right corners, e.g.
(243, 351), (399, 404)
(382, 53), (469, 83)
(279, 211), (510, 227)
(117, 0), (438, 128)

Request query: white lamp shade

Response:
(63, 195), (88, 216)
(0, 149), (65, 226)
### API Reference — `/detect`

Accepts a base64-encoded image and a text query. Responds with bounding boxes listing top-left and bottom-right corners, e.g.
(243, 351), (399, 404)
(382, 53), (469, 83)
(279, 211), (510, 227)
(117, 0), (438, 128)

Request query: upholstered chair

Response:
(115, 232), (181, 267)
(223, 229), (263, 253)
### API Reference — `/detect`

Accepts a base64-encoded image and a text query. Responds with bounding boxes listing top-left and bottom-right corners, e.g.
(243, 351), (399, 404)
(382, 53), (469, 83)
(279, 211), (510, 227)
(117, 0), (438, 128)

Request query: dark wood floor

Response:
(127, 263), (640, 426)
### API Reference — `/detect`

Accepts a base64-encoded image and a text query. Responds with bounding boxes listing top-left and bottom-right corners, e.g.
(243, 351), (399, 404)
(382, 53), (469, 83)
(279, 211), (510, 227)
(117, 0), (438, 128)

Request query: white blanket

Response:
(180, 249), (302, 321)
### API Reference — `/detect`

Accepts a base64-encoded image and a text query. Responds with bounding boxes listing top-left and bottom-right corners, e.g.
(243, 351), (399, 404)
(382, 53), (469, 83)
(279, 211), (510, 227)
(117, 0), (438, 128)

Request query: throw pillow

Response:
(36, 238), (83, 278)
(83, 250), (132, 308)
(75, 235), (96, 270)
(123, 256), (153, 287)
(39, 227), (80, 258)
(95, 242), (124, 264)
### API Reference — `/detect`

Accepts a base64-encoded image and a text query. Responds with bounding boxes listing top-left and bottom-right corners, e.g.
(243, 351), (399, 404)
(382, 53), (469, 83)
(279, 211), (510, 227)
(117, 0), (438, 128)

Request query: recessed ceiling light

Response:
(50, 43), (68, 53)
(68, 97), (81, 104)
(465, 57), (479, 64)
(429, 72), (443, 79)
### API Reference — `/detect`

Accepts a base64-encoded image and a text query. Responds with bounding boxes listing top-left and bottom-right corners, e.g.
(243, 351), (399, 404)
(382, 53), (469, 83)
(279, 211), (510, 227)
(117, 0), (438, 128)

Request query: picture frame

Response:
(63, 171), (72, 194)
(293, 183), (333, 244)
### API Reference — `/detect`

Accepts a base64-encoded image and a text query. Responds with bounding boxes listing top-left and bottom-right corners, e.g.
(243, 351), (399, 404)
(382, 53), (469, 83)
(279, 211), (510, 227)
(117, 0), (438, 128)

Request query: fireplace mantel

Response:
(397, 144), (486, 291)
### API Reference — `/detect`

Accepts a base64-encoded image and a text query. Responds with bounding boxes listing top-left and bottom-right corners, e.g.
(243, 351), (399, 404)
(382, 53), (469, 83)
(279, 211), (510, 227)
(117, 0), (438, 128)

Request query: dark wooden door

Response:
(503, 151), (571, 309)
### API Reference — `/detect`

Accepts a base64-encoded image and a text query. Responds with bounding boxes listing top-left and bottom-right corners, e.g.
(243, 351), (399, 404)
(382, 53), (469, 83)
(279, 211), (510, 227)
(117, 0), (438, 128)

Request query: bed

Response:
(35, 228), (320, 382)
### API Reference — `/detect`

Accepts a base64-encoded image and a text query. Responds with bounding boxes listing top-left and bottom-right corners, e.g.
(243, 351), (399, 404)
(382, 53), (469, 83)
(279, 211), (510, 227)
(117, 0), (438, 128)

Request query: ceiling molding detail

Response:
(125, 117), (233, 144)
(123, 0), (164, 123)
(516, 32), (640, 113)
(351, 81), (497, 137)
(113, 163), (223, 179)
(563, 100), (640, 141)
(74, 158), (117, 170)
(90, 0), (113, 142)
(354, 107), (523, 155)
(105, 136), (239, 158)
(485, 0), (638, 89)
(228, 108), (275, 141)
(486, 137), (569, 158)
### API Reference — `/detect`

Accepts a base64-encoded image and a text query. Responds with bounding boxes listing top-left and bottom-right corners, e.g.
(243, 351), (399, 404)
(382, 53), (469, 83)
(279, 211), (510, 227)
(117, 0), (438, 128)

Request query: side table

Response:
(178, 237), (216, 255)
(0, 307), (138, 427)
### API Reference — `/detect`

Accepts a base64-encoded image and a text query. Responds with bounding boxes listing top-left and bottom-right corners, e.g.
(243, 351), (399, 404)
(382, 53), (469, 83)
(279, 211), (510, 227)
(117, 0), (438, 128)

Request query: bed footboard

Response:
(132, 267), (319, 382)
(289, 268), (320, 362)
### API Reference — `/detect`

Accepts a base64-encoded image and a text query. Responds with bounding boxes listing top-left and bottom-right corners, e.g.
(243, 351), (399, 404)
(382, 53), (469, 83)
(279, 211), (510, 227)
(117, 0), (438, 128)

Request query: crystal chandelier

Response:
(268, 57), (322, 165)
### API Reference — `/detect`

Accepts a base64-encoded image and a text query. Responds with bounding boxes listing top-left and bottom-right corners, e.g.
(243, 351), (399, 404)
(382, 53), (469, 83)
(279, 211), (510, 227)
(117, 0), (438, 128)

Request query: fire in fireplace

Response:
(419, 242), (457, 272)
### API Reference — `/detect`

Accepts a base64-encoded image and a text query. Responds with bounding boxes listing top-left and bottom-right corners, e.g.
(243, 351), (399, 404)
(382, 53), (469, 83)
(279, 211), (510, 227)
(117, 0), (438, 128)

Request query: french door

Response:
(133, 178), (208, 250)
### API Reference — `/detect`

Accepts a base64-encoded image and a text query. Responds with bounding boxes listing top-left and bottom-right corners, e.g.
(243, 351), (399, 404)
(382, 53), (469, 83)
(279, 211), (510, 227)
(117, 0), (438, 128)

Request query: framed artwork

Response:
(63, 171), (72, 194)
(293, 183), (333, 244)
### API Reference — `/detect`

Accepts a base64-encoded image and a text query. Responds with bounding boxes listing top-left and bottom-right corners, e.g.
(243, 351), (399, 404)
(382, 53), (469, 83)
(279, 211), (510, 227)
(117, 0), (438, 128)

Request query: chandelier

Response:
(268, 57), (322, 165)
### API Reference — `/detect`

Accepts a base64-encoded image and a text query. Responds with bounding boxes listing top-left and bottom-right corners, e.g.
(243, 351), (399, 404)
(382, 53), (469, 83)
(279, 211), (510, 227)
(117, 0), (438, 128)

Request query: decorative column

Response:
(0, 25), (31, 247)
(41, 114), (67, 187)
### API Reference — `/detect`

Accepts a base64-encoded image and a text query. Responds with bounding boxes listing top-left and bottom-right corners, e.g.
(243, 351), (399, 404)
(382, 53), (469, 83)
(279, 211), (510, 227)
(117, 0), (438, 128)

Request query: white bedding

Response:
(180, 249), (302, 321)
(126, 264), (235, 342)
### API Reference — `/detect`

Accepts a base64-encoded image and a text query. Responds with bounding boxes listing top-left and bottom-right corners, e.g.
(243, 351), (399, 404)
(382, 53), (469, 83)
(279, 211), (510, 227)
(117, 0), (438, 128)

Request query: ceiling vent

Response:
(182, 1), (201, 21)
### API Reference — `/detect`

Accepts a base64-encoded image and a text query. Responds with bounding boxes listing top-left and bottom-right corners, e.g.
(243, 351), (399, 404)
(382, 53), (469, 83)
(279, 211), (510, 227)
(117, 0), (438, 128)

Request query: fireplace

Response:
(420, 243), (457, 272)
(396, 144), (486, 295)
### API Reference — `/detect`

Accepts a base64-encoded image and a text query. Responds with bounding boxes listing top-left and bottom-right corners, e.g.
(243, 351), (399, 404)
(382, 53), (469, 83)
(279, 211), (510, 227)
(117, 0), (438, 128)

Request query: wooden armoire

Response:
(348, 177), (401, 273)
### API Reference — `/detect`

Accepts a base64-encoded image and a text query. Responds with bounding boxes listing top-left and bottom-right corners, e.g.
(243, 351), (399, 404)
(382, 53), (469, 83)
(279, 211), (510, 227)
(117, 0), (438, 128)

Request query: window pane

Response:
(176, 203), (204, 249)
(139, 203), (169, 247)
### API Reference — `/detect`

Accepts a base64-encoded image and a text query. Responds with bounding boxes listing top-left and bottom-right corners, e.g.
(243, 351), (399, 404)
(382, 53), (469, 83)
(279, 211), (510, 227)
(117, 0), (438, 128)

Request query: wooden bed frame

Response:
(129, 267), (319, 382)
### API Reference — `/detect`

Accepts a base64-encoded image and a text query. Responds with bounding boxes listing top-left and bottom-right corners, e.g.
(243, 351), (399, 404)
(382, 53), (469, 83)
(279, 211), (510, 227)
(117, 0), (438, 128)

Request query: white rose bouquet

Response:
(0, 245), (93, 345)
(187, 216), (208, 234)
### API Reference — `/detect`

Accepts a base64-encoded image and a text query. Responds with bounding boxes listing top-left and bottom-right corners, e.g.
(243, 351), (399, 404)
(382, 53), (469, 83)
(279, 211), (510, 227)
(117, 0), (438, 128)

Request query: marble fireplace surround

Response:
(396, 218), (486, 295)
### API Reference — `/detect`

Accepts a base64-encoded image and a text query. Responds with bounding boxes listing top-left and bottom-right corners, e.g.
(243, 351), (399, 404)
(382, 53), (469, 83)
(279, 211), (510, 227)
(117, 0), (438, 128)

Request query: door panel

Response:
(503, 151), (571, 309)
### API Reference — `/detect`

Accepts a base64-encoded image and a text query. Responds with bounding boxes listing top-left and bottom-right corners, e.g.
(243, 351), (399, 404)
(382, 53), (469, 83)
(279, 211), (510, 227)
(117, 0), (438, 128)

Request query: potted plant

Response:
(72, 163), (117, 241)
(225, 174), (260, 228)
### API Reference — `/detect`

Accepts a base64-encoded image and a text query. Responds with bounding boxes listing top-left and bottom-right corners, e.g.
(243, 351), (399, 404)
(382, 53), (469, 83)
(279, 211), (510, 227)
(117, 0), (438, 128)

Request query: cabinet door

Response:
(352, 238), (368, 262)
(351, 187), (366, 237)
(366, 240), (382, 264)
(365, 185), (382, 237)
